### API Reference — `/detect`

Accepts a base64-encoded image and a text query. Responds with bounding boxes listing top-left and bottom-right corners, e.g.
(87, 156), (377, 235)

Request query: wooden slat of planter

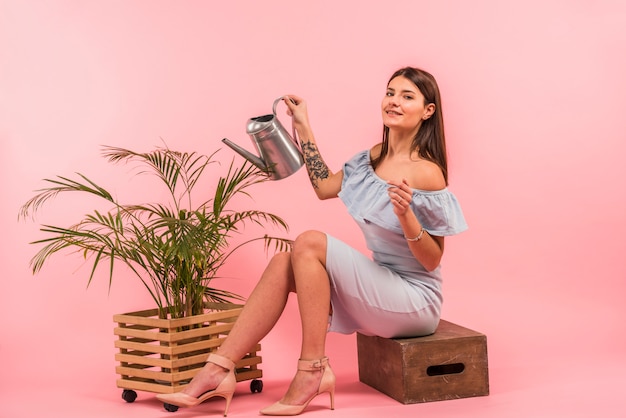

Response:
(116, 352), (263, 385)
(116, 348), (154, 358)
(114, 336), (226, 356)
(237, 369), (263, 381)
(116, 378), (172, 394)
(115, 353), (169, 369)
(167, 338), (226, 356)
(117, 349), (239, 370)
(115, 376), (196, 394)
(157, 309), (241, 330)
(114, 322), (234, 343)
(168, 353), (211, 369)
(115, 352), (209, 369)
(236, 355), (262, 369)
(113, 323), (237, 343)
(168, 322), (234, 341)
(117, 347), (263, 372)
(114, 306), (243, 330)
(115, 339), (171, 356)
(116, 365), (198, 383)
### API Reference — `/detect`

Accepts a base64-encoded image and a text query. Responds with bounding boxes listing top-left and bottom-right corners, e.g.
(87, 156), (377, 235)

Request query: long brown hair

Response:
(371, 67), (448, 184)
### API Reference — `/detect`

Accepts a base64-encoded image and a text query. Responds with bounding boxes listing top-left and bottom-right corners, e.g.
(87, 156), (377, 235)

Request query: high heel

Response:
(156, 353), (236, 416)
(260, 357), (335, 416)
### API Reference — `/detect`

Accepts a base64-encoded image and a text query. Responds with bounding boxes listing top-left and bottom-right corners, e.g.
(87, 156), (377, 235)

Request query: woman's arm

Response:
(387, 179), (445, 271)
(283, 96), (343, 200)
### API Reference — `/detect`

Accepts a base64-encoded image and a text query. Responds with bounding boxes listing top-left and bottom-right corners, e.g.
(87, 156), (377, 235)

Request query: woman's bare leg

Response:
(177, 230), (332, 405)
(179, 252), (295, 398)
(293, 231), (330, 359)
(274, 230), (332, 405)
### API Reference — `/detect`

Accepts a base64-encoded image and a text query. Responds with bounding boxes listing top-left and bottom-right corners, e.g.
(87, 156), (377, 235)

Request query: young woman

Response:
(157, 66), (467, 416)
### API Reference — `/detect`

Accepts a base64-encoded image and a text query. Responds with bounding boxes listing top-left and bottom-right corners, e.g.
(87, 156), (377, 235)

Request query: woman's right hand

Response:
(282, 95), (310, 129)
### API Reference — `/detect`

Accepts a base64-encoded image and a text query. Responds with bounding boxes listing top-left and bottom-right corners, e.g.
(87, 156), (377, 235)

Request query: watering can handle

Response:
(273, 97), (301, 151)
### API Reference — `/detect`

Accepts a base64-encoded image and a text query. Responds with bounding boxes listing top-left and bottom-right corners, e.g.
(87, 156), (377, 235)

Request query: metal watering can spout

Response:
(221, 138), (266, 171)
(221, 97), (304, 181)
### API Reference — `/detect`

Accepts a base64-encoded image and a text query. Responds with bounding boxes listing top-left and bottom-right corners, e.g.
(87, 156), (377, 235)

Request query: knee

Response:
(269, 251), (291, 267)
(291, 230), (327, 260)
(266, 251), (296, 291)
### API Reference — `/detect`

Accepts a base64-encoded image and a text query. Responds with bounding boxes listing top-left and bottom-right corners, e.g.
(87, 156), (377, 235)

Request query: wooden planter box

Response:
(113, 302), (262, 398)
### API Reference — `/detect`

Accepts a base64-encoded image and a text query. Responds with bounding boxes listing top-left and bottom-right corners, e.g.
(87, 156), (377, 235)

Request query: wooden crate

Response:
(357, 320), (489, 404)
(113, 302), (262, 395)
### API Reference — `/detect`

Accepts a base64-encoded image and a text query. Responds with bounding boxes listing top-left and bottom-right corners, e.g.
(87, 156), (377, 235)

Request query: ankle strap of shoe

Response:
(207, 353), (235, 371)
(298, 357), (329, 371)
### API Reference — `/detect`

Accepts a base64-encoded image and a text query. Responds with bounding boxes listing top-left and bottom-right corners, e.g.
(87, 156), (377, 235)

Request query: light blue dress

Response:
(326, 150), (468, 338)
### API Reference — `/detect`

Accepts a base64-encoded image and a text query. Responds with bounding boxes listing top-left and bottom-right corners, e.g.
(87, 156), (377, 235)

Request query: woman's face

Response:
(381, 76), (434, 133)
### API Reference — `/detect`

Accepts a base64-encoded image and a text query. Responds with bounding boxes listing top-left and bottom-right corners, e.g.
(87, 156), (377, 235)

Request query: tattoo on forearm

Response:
(301, 140), (330, 189)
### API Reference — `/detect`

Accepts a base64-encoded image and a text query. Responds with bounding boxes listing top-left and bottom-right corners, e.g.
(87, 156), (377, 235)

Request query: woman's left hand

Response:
(387, 179), (413, 216)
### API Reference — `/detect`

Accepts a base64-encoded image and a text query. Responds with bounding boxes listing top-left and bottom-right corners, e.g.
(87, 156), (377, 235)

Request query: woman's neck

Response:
(387, 129), (417, 158)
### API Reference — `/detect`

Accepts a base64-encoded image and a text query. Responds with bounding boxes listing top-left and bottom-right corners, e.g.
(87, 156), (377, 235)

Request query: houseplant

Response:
(18, 145), (292, 406)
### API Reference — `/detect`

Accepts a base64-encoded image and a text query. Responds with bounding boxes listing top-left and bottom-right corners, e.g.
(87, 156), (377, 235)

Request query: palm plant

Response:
(19, 145), (292, 319)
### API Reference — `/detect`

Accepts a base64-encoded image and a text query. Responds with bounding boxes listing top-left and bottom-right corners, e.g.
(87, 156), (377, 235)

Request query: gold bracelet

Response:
(405, 228), (426, 242)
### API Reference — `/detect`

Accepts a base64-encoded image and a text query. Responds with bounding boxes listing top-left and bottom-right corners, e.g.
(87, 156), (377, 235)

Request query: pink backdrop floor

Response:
(3, 315), (624, 418)
(3, 345), (623, 418)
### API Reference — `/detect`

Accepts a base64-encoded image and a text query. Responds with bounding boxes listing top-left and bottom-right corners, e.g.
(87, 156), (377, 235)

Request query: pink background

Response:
(2, 1), (625, 417)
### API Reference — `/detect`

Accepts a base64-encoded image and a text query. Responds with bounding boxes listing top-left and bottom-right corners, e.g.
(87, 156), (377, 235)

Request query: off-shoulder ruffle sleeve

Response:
(338, 150), (468, 236)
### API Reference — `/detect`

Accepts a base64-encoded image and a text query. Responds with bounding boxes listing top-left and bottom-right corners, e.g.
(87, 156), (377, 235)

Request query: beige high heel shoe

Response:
(260, 357), (335, 416)
(156, 353), (236, 416)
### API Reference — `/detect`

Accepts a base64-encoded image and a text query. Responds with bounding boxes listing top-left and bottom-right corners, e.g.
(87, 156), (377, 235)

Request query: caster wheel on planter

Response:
(164, 403), (179, 412)
(250, 379), (264, 393)
(121, 389), (137, 403)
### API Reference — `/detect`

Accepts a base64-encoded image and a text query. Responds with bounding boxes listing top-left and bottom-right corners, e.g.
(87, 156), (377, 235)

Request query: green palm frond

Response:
(19, 145), (292, 318)
(18, 173), (115, 220)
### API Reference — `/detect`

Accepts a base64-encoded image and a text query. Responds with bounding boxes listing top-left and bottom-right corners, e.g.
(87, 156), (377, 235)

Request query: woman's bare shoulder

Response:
(369, 143), (382, 159)
(411, 159), (446, 191)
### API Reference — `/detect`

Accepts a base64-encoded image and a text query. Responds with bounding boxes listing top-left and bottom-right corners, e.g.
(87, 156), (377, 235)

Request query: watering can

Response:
(222, 97), (304, 180)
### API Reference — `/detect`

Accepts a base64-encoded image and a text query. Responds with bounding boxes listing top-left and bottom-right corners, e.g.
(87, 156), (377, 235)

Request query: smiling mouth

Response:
(386, 110), (402, 116)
